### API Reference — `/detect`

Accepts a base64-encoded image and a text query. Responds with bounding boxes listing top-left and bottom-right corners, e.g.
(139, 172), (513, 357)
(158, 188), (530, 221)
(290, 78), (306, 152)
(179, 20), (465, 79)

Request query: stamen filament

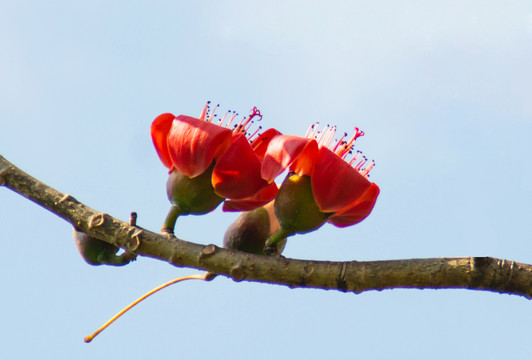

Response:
(248, 126), (262, 141)
(206, 104), (219, 123)
(304, 123), (315, 138)
(199, 101), (211, 120)
(226, 112), (237, 130)
(354, 156), (367, 171)
(217, 111), (230, 126)
(360, 160), (375, 178)
(322, 126), (337, 148)
(316, 124), (330, 144)
(307, 122), (320, 139)
(332, 132), (347, 152)
(349, 151), (362, 166)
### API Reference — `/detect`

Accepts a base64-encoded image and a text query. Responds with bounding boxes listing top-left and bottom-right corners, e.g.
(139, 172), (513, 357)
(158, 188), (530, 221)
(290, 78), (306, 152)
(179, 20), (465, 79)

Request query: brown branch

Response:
(2, 154), (532, 299)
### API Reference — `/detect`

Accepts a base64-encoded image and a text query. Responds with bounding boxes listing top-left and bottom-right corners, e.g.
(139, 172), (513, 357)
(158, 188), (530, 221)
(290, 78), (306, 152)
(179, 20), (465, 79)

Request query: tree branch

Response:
(2, 154), (532, 299)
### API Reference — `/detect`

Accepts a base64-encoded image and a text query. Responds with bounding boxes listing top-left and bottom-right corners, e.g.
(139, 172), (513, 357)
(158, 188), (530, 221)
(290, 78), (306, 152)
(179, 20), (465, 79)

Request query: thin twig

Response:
(1, 154), (532, 298)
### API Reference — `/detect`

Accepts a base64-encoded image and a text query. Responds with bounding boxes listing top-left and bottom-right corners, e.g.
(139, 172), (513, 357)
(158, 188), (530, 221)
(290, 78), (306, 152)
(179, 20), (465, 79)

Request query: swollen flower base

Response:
(261, 124), (380, 254)
(151, 102), (280, 234)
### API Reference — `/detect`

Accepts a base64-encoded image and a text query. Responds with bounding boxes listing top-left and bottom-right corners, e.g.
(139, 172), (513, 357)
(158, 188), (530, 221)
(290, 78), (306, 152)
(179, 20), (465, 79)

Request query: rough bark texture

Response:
(2, 154), (532, 298)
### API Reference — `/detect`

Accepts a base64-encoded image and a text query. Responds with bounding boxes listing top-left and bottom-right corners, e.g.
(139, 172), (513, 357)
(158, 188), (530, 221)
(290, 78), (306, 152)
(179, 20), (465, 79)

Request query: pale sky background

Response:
(1, 1), (532, 359)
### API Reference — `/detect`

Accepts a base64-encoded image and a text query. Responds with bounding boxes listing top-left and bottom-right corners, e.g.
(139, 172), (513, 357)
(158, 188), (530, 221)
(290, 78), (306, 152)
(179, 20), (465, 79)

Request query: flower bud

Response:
(73, 228), (135, 266)
(223, 202), (285, 255)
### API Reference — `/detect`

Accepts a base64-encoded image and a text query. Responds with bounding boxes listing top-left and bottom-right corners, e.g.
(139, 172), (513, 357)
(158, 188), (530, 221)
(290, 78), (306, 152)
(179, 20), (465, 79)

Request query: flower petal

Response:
(212, 134), (268, 199)
(327, 183), (380, 227)
(289, 139), (319, 176)
(167, 115), (233, 178)
(251, 128), (282, 161)
(311, 146), (372, 213)
(222, 182), (278, 211)
(150, 113), (175, 168)
(261, 135), (318, 182)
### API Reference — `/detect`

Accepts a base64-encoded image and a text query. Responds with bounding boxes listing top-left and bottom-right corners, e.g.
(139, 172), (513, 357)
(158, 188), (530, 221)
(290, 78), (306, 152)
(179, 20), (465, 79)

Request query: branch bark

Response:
(2, 154), (532, 299)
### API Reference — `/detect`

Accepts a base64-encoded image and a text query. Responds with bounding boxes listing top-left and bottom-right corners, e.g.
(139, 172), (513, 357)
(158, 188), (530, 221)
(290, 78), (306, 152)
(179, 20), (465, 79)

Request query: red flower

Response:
(261, 124), (379, 253)
(151, 102), (280, 232)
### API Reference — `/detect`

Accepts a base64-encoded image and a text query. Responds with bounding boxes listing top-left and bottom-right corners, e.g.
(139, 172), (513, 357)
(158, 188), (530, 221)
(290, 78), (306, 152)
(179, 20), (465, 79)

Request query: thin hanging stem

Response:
(84, 273), (210, 343)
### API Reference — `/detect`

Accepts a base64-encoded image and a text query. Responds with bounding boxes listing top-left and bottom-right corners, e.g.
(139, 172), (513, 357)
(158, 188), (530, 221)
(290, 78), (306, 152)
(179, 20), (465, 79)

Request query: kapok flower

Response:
(260, 123), (380, 254)
(151, 102), (280, 233)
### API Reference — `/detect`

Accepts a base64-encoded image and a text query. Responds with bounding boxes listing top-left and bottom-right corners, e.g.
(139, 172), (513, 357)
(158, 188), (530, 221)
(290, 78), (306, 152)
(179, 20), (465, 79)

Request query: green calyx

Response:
(263, 173), (328, 255)
(273, 173), (329, 235)
(162, 162), (224, 234)
(223, 207), (286, 255)
(166, 162), (224, 215)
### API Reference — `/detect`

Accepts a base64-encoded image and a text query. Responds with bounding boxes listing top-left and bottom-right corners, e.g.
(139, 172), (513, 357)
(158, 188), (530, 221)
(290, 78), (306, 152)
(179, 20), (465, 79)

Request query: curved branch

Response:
(2, 154), (532, 299)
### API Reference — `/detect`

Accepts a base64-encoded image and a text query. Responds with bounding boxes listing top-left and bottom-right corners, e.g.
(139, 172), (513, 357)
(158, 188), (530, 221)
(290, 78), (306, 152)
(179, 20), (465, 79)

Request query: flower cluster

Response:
(151, 102), (379, 253)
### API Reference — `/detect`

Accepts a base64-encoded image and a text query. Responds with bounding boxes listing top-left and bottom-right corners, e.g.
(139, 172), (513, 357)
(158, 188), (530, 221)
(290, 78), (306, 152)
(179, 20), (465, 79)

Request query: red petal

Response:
(150, 113), (175, 168)
(311, 146), (372, 213)
(222, 182), (278, 211)
(261, 135), (318, 182)
(251, 128), (282, 161)
(289, 139), (319, 176)
(167, 115), (232, 178)
(328, 183), (380, 227)
(212, 134), (268, 199)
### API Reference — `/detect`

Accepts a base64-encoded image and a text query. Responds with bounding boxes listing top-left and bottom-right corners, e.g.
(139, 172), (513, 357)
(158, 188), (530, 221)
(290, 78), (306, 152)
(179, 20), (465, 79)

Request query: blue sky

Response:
(1, 1), (532, 358)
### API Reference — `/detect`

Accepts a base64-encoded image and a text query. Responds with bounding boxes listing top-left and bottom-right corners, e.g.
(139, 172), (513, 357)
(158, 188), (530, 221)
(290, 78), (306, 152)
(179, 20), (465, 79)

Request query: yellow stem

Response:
(84, 273), (209, 343)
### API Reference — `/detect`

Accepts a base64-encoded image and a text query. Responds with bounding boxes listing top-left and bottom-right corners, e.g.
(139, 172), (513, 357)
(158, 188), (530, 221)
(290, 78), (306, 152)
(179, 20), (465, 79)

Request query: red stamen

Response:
(316, 124), (331, 145)
(354, 156), (367, 171)
(306, 122), (320, 139)
(233, 115), (249, 135)
(248, 126), (262, 142)
(336, 128), (364, 158)
(359, 160), (375, 178)
(304, 123), (316, 138)
(349, 150), (362, 166)
(206, 104), (219, 123)
(244, 120), (254, 134)
(225, 111), (237, 129)
(199, 101), (211, 121)
(332, 132), (347, 152)
(217, 111), (230, 126)
(322, 126), (337, 148)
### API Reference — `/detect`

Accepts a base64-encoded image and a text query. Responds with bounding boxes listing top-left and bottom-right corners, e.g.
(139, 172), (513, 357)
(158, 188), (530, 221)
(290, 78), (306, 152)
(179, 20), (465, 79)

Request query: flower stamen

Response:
(354, 156), (367, 172)
(359, 160), (375, 178)
(206, 104), (219, 123)
(248, 126), (263, 142)
(217, 111), (230, 126)
(307, 122), (320, 139)
(316, 124), (330, 144)
(225, 111), (238, 129)
(336, 128), (364, 158)
(348, 150), (363, 166)
(199, 101), (211, 120)
(304, 123), (316, 138)
(332, 132), (347, 152)
(322, 126), (337, 148)
(233, 107), (262, 136)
